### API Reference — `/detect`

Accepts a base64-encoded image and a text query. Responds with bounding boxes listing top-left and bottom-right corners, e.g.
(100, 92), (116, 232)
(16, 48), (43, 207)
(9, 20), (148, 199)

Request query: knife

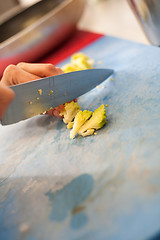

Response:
(1, 68), (113, 125)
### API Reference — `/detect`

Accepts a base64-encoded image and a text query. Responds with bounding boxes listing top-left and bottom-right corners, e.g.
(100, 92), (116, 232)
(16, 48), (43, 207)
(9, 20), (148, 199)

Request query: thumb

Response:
(0, 84), (15, 120)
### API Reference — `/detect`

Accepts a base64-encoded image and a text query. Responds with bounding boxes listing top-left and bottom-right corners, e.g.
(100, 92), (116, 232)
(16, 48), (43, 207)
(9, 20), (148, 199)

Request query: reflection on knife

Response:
(1, 68), (113, 125)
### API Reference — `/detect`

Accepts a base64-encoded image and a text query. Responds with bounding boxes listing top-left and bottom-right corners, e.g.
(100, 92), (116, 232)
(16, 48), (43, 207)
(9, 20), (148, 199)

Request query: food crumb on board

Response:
(48, 90), (53, 96)
(37, 89), (42, 95)
(36, 97), (39, 100)
(110, 78), (114, 81)
(29, 101), (32, 105)
(105, 104), (108, 107)
(94, 132), (98, 135)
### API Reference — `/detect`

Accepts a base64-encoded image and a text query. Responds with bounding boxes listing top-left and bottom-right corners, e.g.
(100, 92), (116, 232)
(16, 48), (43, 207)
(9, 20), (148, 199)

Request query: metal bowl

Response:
(127, 0), (160, 46)
(0, 0), (85, 76)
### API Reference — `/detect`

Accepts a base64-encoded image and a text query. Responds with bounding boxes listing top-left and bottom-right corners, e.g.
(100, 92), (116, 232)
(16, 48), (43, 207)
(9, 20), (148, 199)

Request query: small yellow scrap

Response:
(36, 97), (39, 100)
(110, 78), (114, 81)
(48, 90), (53, 96)
(62, 52), (94, 73)
(105, 104), (108, 107)
(67, 122), (74, 129)
(29, 101), (33, 105)
(38, 89), (42, 95)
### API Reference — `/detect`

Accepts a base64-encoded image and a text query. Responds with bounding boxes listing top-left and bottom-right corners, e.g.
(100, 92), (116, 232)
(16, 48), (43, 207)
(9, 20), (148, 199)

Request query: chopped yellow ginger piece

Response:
(70, 110), (93, 139)
(62, 52), (94, 73)
(79, 129), (95, 137)
(67, 122), (74, 129)
(59, 52), (107, 139)
(71, 52), (94, 69)
(78, 105), (107, 137)
(62, 64), (82, 73)
(60, 101), (81, 124)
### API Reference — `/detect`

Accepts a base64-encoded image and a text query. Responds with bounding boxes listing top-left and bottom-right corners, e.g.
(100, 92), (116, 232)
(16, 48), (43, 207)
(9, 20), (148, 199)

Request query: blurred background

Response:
(0, 0), (151, 75)
(22, 0), (150, 45)
(0, 0), (150, 44)
(78, 0), (150, 45)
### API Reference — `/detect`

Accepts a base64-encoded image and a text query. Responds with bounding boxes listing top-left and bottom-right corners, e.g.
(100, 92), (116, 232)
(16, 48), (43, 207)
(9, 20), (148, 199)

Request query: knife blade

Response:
(1, 68), (113, 125)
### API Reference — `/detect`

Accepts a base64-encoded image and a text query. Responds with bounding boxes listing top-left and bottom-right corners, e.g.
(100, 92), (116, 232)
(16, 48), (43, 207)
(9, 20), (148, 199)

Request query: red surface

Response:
(41, 29), (104, 65)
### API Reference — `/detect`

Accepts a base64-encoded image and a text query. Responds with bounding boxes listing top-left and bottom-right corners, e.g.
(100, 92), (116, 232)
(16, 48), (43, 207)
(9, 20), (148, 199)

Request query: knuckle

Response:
(45, 64), (55, 72)
(6, 64), (16, 71)
(17, 62), (25, 68)
(4, 64), (17, 74)
(56, 67), (63, 73)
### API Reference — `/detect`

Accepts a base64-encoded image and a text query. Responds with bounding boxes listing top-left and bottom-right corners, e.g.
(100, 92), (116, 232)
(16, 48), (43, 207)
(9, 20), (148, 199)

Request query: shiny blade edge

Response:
(1, 68), (113, 125)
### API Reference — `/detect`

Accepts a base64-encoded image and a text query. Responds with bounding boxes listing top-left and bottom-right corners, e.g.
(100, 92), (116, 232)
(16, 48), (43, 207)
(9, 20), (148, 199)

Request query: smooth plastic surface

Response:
(0, 35), (160, 240)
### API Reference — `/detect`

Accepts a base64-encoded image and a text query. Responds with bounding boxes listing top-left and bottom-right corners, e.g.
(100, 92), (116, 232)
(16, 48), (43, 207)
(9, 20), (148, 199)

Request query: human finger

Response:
(0, 84), (15, 119)
(17, 62), (63, 78)
(1, 64), (40, 86)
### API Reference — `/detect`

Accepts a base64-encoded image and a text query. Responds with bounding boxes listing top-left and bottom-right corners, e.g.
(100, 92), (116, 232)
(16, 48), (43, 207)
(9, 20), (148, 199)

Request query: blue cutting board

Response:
(0, 35), (160, 240)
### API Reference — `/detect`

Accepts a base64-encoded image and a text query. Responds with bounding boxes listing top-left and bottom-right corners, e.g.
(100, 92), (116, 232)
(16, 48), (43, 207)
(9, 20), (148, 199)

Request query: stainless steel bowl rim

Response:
(0, 0), (73, 49)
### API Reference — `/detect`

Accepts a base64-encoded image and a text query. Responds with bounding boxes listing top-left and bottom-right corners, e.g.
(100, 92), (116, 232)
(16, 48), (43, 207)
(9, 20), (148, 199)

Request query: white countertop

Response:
(78, 0), (150, 45)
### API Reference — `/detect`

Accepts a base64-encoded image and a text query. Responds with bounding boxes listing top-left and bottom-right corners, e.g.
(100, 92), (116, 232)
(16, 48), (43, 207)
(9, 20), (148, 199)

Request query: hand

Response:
(1, 62), (63, 86)
(0, 84), (15, 120)
(0, 63), (64, 120)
